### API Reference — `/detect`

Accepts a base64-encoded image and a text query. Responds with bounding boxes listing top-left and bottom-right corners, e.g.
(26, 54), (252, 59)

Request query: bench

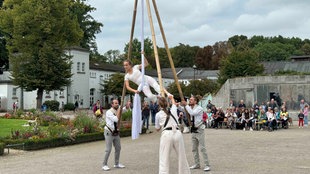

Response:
(5, 143), (25, 154)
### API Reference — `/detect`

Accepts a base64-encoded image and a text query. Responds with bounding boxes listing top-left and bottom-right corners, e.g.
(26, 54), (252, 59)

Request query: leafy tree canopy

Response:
(0, 0), (83, 108)
(217, 49), (264, 85)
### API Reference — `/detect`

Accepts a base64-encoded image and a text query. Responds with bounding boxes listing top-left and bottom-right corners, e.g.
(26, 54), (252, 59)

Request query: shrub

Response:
(64, 103), (75, 111)
(37, 111), (60, 126)
(44, 100), (60, 111)
(0, 143), (4, 155)
(122, 110), (132, 121)
(73, 113), (99, 134)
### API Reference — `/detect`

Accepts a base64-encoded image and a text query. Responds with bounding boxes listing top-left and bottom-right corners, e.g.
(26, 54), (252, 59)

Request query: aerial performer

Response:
(123, 52), (172, 102)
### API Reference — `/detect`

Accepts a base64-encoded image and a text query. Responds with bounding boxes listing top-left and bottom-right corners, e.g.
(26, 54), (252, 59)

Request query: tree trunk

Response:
(36, 88), (43, 110)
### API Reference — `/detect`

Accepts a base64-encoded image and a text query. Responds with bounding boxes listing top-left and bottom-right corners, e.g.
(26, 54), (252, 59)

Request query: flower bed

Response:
(0, 110), (144, 152)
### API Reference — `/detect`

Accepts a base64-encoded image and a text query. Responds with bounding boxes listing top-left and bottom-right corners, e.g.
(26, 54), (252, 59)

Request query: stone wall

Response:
(212, 75), (310, 113)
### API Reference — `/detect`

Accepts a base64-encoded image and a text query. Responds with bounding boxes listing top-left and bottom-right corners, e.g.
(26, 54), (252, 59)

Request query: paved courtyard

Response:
(1, 123), (310, 174)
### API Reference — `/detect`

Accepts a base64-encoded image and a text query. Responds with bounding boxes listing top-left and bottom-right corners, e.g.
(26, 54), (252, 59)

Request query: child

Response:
(298, 109), (305, 128)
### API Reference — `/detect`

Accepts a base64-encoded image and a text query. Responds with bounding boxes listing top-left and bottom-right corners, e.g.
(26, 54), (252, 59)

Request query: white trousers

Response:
(159, 130), (190, 174)
(139, 76), (161, 100)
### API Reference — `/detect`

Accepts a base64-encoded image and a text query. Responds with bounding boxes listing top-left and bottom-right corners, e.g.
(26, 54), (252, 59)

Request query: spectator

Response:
(238, 100), (246, 108)
(242, 108), (253, 131)
(213, 107), (224, 129)
(149, 101), (158, 125)
(122, 100), (132, 113)
(303, 104), (308, 127)
(74, 101), (79, 112)
(142, 101), (150, 130)
(93, 100), (103, 118)
(229, 100), (235, 108)
(250, 108), (258, 130)
(176, 101), (190, 133)
(206, 100), (213, 110)
(281, 101), (287, 111)
(300, 99), (308, 111)
(268, 99), (278, 110)
(266, 107), (276, 131)
(298, 109), (305, 128)
(226, 108), (236, 129)
(253, 101), (259, 112)
(280, 107), (289, 129)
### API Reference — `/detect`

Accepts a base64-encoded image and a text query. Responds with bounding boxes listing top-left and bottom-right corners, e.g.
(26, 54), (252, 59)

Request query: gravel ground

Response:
(1, 122), (310, 174)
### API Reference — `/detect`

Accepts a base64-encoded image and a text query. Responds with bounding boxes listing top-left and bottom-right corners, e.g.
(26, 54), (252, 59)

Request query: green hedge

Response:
(44, 100), (60, 111)
(0, 143), (4, 156)
(64, 103), (75, 111)
(1, 128), (136, 151)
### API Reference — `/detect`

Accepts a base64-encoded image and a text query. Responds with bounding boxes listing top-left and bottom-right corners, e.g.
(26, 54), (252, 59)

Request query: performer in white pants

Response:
(123, 53), (172, 101)
(155, 95), (190, 174)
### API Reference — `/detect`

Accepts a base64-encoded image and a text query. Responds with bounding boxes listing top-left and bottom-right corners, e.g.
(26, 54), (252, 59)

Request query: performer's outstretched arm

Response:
(125, 80), (139, 94)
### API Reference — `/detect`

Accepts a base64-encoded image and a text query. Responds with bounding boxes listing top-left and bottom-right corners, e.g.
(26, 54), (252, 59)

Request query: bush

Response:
(0, 142), (4, 155)
(64, 103), (75, 111)
(122, 110), (132, 121)
(73, 113), (99, 134)
(44, 100), (60, 111)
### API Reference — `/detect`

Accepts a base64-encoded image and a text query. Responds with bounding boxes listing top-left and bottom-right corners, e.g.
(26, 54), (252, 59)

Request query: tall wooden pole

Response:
(146, 0), (165, 97)
(151, 0), (191, 126)
(118, 0), (139, 127)
(151, 0), (184, 101)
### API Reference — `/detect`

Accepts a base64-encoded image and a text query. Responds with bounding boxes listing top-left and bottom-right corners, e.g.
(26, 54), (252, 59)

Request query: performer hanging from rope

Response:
(123, 52), (172, 102)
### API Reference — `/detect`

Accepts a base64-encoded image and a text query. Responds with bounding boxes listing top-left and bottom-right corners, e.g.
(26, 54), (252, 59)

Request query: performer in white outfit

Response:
(181, 95), (211, 172)
(123, 53), (172, 101)
(155, 95), (190, 174)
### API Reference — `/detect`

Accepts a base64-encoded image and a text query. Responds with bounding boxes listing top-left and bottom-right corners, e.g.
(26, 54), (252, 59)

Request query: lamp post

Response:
(192, 65), (197, 81)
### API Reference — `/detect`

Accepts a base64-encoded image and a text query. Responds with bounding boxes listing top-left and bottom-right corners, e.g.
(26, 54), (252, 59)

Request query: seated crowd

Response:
(177, 99), (290, 132)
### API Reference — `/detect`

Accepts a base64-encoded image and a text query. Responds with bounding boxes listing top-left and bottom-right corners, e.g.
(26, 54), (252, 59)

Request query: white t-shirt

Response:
(105, 108), (119, 131)
(124, 65), (144, 85)
(155, 104), (178, 130)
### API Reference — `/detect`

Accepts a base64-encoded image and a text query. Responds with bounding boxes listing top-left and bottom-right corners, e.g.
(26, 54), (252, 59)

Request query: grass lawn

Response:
(0, 119), (28, 138)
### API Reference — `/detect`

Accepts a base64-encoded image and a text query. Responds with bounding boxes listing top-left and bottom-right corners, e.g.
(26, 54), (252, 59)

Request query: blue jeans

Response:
(143, 114), (150, 129)
(304, 116), (308, 125)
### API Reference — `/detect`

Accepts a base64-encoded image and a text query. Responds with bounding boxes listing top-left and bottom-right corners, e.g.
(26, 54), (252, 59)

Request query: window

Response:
(82, 63), (85, 72)
(45, 91), (51, 98)
(90, 89), (95, 106)
(77, 62), (80, 72)
(100, 75), (104, 80)
(90, 88), (95, 96)
(13, 88), (17, 96)
(59, 90), (64, 97)
(90, 72), (96, 78)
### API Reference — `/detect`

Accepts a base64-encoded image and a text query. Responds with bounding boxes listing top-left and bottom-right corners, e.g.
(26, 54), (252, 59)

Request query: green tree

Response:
(254, 42), (295, 61)
(186, 79), (219, 97)
(124, 38), (154, 67)
(218, 50), (264, 85)
(0, 0), (83, 109)
(167, 79), (219, 99)
(301, 43), (310, 55)
(166, 82), (187, 99)
(0, 0), (8, 70)
(228, 35), (248, 49)
(104, 49), (123, 64)
(170, 43), (199, 68)
(101, 73), (137, 97)
(69, 0), (103, 50)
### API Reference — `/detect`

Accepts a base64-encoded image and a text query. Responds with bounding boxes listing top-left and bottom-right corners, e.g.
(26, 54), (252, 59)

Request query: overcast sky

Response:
(87, 0), (310, 54)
